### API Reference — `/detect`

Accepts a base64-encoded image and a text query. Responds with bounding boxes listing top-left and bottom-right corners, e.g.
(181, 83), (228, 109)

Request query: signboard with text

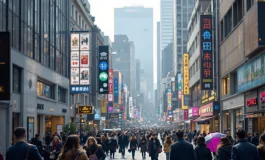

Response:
(200, 15), (213, 90)
(114, 78), (119, 103)
(177, 73), (182, 100)
(98, 46), (109, 94)
(70, 32), (90, 94)
(78, 105), (93, 114)
(0, 32), (10, 100)
(108, 69), (114, 94)
(183, 53), (190, 95)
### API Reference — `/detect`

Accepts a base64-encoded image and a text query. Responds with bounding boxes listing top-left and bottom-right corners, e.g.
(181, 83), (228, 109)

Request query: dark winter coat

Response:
(257, 144), (265, 160)
(170, 138), (196, 160)
(85, 144), (106, 160)
(130, 139), (138, 150)
(217, 144), (232, 160)
(195, 143), (212, 160)
(231, 139), (259, 160)
(148, 137), (161, 158)
(251, 136), (259, 146)
(108, 139), (118, 152)
(140, 140), (148, 152)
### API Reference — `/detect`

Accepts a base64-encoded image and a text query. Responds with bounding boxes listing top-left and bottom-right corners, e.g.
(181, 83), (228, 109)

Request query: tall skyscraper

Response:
(160, 0), (173, 52)
(173, 0), (194, 74)
(114, 7), (153, 99)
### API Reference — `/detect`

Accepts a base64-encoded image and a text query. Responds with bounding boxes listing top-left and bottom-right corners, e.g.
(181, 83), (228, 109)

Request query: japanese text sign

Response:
(183, 53), (190, 95)
(200, 15), (213, 90)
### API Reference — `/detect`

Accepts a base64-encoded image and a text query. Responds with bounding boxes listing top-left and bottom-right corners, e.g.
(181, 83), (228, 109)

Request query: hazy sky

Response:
(89, 0), (160, 85)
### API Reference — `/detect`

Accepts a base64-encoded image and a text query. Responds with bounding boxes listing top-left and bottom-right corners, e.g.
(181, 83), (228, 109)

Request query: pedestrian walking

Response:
(108, 134), (118, 159)
(50, 135), (63, 159)
(139, 135), (148, 159)
(195, 136), (212, 160)
(216, 137), (232, 160)
(103, 134), (109, 156)
(6, 127), (42, 160)
(129, 133), (138, 159)
(30, 133), (43, 156)
(257, 133), (265, 160)
(231, 129), (259, 160)
(163, 136), (173, 160)
(148, 133), (162, 160)
(170, 130), (196, 160)
(251, 132), (259, 146)
(85, 137), (106, 160)
(118, 131), (127, 158)
(58, 135), (88, 160)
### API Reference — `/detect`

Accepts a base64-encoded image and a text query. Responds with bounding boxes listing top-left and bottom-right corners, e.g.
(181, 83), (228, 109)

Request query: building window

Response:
(13, 66), (21, 93)
(75, 10), (78, 22)
(224, 8), (232, 38)
(72, 5), (74, 18)
(233, 0), (243, 27)
(37, 81), (54, 99)
(247, 0), (254, 11)
(220, 20), (224, 41)
(58, 87), (67, 103)
(222, 77), (230, 96)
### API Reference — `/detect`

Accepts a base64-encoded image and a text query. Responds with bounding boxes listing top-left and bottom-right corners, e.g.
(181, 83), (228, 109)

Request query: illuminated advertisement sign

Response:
(261, 92), (265, 103)
(101, 99), (106, 113)
(98, 46), (109, 94)
(246, 98), (257, 107)
(183, 53), (189, 95)
(177, 73), (182, 100)
(78, 105), (93, 114)
(114, 78), (119, 103)
(94, 108), (101, 120)
(0, 32), (10, 100)
(108, 69), (113, 94)
(200, 15), (213, 90)
(70, 32), (90, 94)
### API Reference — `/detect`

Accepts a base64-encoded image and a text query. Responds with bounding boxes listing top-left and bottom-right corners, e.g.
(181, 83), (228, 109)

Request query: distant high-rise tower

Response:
(114, 7), (153, 99)
(173, 0), (194, 74)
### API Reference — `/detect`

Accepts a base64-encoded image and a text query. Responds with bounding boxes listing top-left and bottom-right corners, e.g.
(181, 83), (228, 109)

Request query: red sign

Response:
(261, 92), (265, 103)
(108, 69), (113, 94)
(184, 110), (188, 120)
(247, 98), (257, 107)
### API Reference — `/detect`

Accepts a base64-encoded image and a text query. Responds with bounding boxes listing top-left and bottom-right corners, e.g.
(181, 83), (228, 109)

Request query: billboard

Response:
(70, 32), (90, 94)
(114, 78), (119, 103)
(183, 53), (189, 95)
(200, 15), (213, 90)
(0, 32), (10, 100)
(177, 73), (182, 100)
(78, 105), (93, 114)
(94, 108), (101, 120)
(108, 69), (114, 94)
(98, 46), (109, 94)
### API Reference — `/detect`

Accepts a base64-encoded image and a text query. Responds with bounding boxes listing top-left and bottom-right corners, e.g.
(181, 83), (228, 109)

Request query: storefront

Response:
(222, 94), (244, 138)
(194, 101), (220, 133)
(188, 107), (199, 131)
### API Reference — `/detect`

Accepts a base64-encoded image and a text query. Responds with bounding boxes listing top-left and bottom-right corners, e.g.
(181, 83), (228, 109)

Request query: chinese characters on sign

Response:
(200, 15), (213, 90)
(177, 73), (182, 100)
(70, 32), (90, 94)
(183, 53), (190, 95)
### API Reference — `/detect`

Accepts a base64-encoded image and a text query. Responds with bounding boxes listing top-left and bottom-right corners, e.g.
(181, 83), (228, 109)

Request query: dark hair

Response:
(236, 129), (246, 139)
(197, 136), (205, 144)
(254, 132), (259, 137)
(260, 133), (265, 144)
(35, 133), (40, 137)
(14, 127), (26, 139)
(59, 135), (82, 159)
(217, 137), (231, 151)
(176, 130), (184, 138)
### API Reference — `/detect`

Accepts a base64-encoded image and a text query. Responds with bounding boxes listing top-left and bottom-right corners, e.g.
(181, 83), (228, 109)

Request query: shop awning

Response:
(193, 116), (215, 122)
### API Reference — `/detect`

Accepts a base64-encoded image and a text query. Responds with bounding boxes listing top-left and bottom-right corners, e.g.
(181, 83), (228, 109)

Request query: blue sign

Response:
(70, 85), (90, 93)
(237, 52), (265, 92)
(99, 61), (108, 71)
(94, 108), (101, 120)
(114, 78), (119, 103)
(168, 110), (172, 115)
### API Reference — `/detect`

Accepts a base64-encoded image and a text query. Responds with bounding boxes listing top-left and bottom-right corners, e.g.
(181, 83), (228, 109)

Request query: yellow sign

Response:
(183, 53), (190, 95)
(101, 99), (106, 113)
(78, 105), (93, 114)
(182, 95), (188, 110)
(167, 92), (172, 104)
(201, 90), (216, 104)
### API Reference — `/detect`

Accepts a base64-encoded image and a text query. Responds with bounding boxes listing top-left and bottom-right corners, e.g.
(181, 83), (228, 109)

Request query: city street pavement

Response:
(105, 149), (167, 160)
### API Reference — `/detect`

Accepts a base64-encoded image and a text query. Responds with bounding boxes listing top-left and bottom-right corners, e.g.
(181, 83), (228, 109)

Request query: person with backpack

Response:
(58, 135), (88, 160)
(6, 127), (42, 160)
(85, 137), (106, 160)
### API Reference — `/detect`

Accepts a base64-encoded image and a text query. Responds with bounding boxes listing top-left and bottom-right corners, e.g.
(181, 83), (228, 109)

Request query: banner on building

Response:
(70, 32), (90, 94)
(182, 95), (189, 110)
(129, 97), (133, 118)
(108, 69), (113, 94)
(0, 32), (10, 100)
(101, 99), (106, 113)
(98, 45), (109, 94)
(114, 78), (119, 103)
(200, 15), (213, 90)
(177, 73), (182, 100)
(183, 53), (189, 95)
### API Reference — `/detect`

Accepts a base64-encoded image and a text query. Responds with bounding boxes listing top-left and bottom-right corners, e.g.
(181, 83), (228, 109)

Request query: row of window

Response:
(71, 5), (89, 30)
(220, 0), (244, 41)
(13, 66), (67, 103)
(189, 58), (200, 79)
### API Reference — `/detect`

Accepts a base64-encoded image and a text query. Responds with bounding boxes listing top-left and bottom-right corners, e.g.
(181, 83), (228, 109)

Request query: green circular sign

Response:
(99, 72), (108, 81)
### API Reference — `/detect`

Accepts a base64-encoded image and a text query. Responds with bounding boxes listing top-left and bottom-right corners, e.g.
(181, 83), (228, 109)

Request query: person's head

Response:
(141, 135), (146, 140)
(121, 131), (124, 136)
(53, 136), (60, 143)
(166, 136), (172, 144)
(176, 130), (184, 139)
(152, 133), (157, 139)
(197, 136), (205, 145)
(14, 127), (26, 140)
(260, 133), (265, 145)
(86, 136), (98, 147)
(220, 137), (231, 145)
(35, 133), (40, 139)
(254, 132), (259, 137)
(62, 135), (80, 150)
(247, 132), (252, 137)
(236, 129), (246, 140)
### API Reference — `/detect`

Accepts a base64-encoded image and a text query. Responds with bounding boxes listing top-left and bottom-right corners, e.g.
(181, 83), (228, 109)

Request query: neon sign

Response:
(260, 92), (265, 103)
(246, 98), (257, 107)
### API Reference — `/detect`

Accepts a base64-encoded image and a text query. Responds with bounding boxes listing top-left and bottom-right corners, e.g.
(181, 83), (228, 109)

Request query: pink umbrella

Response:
(205, 133), (226, 152)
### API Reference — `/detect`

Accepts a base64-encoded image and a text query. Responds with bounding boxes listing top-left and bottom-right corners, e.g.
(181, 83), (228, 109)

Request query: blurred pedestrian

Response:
(163, 136), (173, 160)
(257, 133), (265, 160)
(195, 136), (212, 160)
(216, 137), (232, 160)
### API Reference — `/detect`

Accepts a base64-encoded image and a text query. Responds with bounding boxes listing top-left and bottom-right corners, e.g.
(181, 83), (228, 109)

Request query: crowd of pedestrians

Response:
(3, 126), (265, 160)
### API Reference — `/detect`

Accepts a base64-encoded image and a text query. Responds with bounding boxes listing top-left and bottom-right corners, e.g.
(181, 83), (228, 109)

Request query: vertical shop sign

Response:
(114, 78), (119, 103)
(0, 32), (10, 100)
(177, 73), (182, 100)
(108, 69), (113, 94)
(98, 46), (109, 94)
(70, 32), (90, 93)
(183, 53), (190, 95)
(200, 15), (213, 90)
(101, 99), (106, 113)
